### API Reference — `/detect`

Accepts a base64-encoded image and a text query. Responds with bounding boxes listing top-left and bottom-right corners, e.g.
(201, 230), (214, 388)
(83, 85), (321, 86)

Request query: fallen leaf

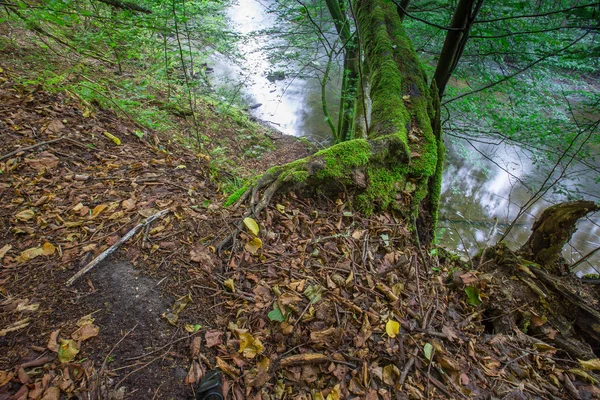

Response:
(190, 336), (201, 357)
(40, 386), (60, 400)
(90, 204), (107, 219)
(185, 360), (203, 385)
(215, 357), (240, 378)
(15, 209), (35, 221)
(205, 330), (223, 348)
(42, 242), (55, 256)
(14, 246), (45, 263)
(243, 217), (260, 236)
(385, 320), (400, 338)
(24, 151), (59, 170)
(223, 278), (235, 292)
(464, 286), (482, 306)
(57, 339), (79, 363)
(71, 324), (99, 341)
(239, 332), (264, 359)
(48, 330), (60, 352)
(326, 384), (341, 400)
(122, 198), (136, 210)
(0, 370), (14, 386)
(423, 342), (433, 360)
(0, 244), (12, 260)
(162, 294), (192, 326)
(244, 237), (262, 255)
(578, 358), (600, 371)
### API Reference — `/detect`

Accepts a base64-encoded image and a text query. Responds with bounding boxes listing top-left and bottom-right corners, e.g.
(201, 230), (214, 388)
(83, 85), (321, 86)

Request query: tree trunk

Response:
(432, 0), (481, 97)
(519, 200), (599, 273)
(227, 0), (444, 242)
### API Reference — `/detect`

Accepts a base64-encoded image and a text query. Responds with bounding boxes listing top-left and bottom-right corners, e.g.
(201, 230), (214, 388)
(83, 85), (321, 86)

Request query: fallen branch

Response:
(66, 209), (169, 286)
(0, 136), (96, 162)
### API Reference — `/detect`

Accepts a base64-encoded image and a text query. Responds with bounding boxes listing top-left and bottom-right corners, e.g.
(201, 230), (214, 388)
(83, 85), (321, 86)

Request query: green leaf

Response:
(134, 130), (144, 139)
(303, 284), (323, 304)
(423, 343), (433, 361)
(268, 305), (285, 322)
(465, 286), (482, 306)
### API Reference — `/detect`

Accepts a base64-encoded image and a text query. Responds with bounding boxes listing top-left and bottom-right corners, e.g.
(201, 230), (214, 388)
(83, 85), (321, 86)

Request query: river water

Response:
(208, 0), (600, 275)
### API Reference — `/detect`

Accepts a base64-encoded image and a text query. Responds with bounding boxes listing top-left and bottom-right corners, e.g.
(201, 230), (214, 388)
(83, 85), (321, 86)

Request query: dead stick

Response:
(0, 138), (64, 161)
(66, 209), (169, 286)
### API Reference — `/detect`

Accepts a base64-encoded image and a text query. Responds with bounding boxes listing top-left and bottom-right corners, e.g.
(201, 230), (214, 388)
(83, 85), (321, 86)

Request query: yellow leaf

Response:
(276, 204), (285, 213)
(578, 358), (600, 371)
(90, 204), (107, 218)
(42, 242), (55, 256)
(15, 209), (35, 221)
(245, 237), (262, 255)
(386, 320), (400, 338)
(176, 165), (187, 169)
(224, 278), (235, 292)
(238, 332), (264, 359)
(58, 339), (79, 363)
(16, 247), (44, 263)
(243, 217), (260, 236)
(103, 131), (121, 145)
(326, 384), (341, 400)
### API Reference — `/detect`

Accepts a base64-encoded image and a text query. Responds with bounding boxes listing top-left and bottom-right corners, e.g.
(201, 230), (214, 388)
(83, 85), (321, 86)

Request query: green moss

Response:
(355, 163), (408, 216)
(224, 185), (248, 207)
(292, 171), (309, 182)
(314, 139), (371, 179)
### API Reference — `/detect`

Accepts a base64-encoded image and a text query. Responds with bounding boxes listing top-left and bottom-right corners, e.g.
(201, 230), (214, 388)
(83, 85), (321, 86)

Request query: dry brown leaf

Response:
(47, 330), (60, 352)
(71, 324), (99, 341)
(205, 330), (223, 348)
(0, 244), (12, 260)
(190, 336), (201, 358)
(15, 209), (35, 221)
(40, 386), (60, 400)
(184, 361), (203, 385)
(25, 151), (59, 171)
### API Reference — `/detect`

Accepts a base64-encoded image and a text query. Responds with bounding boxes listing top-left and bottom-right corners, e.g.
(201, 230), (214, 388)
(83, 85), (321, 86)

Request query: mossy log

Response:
(223, 0), (445, 248)
(520, 200), (599, 273)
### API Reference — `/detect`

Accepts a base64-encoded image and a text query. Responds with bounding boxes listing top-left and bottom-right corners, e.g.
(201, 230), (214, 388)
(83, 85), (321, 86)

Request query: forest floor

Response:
(1, 54), (600, 400)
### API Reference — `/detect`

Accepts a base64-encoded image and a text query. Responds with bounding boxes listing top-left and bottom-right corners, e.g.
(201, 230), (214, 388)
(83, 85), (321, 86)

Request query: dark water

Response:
(209, 0), (600, 276)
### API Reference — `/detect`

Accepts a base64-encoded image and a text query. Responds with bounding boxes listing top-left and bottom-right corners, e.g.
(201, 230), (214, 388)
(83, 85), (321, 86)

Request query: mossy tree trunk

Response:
(226, 0), (444, 243)
(519, 200), (599, 273)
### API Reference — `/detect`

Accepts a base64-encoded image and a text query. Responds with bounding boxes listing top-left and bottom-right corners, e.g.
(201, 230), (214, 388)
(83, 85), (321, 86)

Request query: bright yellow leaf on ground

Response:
(245, 237), (262, 255)
(42, 242), (55, 255)
(239, 332), (264, 359)
(224, 278), (235, 292)
(386, 319), (400, 338)
(243, 217), (260, 236)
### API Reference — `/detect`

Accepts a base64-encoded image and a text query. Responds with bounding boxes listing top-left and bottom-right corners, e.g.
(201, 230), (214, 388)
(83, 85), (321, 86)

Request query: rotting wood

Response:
(65, 209), (169, 286)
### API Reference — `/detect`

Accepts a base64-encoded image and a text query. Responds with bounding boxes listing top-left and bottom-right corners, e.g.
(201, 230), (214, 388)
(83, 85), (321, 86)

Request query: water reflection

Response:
(208, 0), (340, 145)
(213, 0), (600, 275)
(440, 136), (600, 275)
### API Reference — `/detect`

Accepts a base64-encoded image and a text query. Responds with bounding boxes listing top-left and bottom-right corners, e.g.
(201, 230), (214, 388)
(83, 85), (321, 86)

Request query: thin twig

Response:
(66, 209), (169, 286)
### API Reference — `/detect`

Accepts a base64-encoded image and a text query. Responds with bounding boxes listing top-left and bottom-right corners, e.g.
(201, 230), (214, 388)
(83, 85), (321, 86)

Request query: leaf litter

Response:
(0, 66), (599, 400)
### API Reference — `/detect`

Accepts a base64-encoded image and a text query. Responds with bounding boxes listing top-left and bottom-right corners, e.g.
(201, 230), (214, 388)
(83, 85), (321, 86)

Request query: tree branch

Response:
(443, 30), (590, 105)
